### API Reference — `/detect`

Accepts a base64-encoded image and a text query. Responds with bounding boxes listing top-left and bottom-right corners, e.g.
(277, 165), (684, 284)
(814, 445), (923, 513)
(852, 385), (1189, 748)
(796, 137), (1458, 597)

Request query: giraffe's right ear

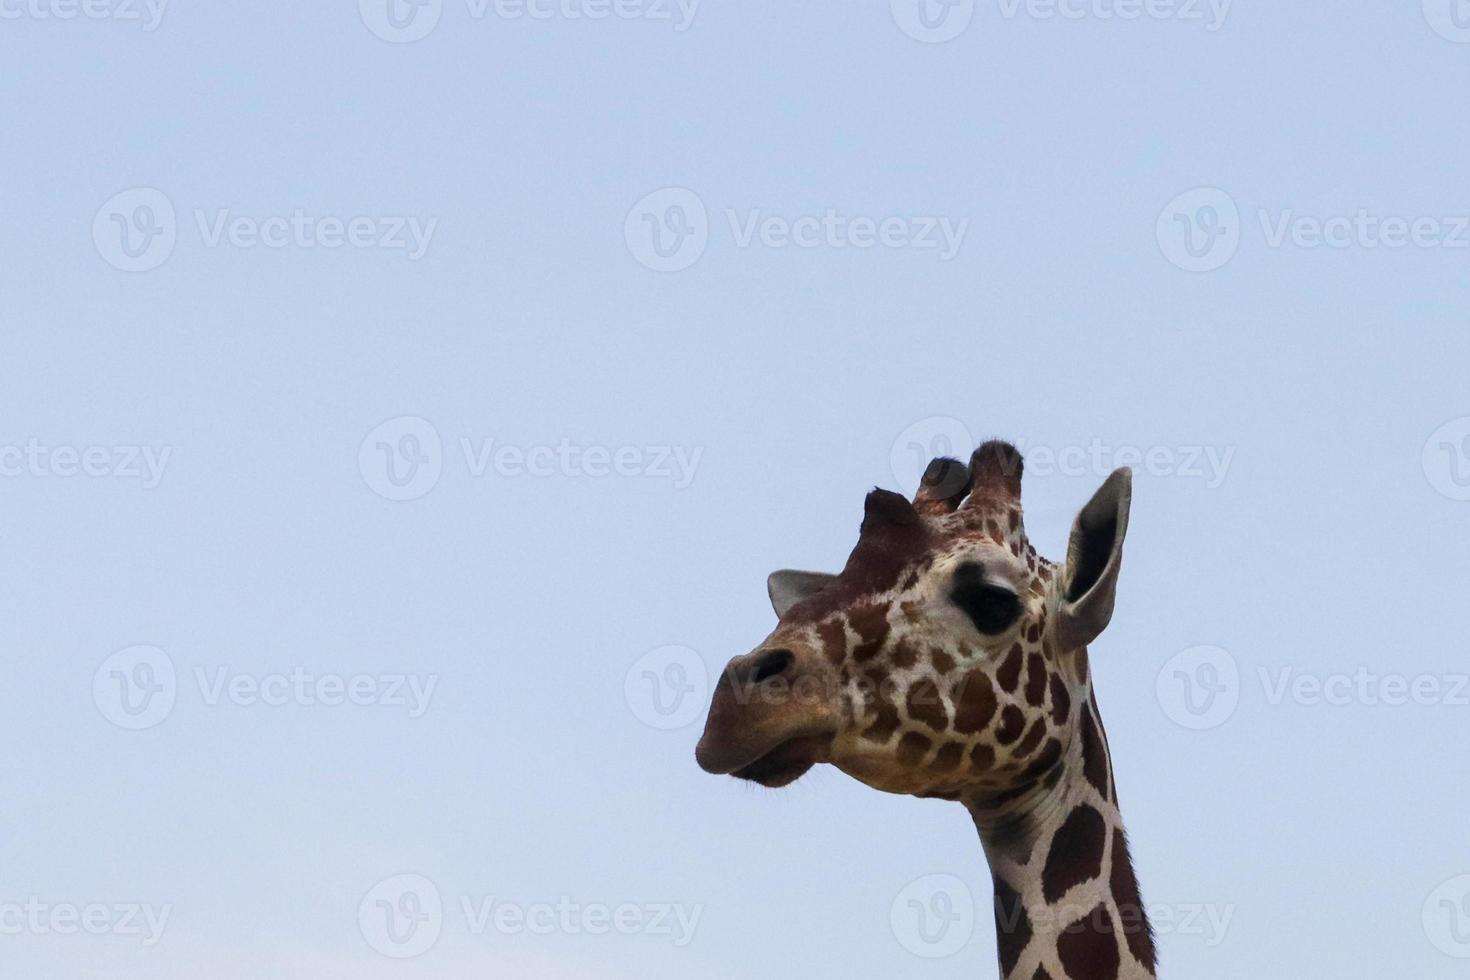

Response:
(767, 570), (837, 618)
(1056, 468), (1132, 651)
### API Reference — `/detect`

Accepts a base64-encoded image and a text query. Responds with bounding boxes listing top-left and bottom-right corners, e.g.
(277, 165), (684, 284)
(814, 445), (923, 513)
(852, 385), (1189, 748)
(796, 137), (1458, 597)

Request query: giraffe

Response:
(695, 440), (1157, 980)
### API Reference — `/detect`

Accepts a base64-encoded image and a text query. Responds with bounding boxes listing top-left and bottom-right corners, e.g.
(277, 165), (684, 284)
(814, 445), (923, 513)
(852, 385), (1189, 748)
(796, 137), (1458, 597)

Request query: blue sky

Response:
(3, 2), (1470, 977)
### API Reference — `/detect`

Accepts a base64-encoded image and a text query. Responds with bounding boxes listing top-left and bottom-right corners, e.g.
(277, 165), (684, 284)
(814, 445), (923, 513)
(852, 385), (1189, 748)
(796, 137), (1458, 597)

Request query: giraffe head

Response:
(695, 441), (1131, 799)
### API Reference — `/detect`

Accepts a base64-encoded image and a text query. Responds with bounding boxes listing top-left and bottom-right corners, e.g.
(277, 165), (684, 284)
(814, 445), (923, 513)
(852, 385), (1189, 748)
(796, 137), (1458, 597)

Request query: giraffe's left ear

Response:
(767, 570), (837, 618)
(1056, 468), (1132, 651)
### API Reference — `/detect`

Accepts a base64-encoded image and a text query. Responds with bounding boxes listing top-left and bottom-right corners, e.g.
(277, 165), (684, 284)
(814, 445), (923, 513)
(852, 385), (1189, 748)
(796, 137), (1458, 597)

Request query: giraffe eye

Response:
(950, 562), (1021, 635)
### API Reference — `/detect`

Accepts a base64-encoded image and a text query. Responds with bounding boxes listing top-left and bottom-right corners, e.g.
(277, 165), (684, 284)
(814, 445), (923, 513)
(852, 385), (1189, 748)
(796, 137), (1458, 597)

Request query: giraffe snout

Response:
(694, 645), (839, 783)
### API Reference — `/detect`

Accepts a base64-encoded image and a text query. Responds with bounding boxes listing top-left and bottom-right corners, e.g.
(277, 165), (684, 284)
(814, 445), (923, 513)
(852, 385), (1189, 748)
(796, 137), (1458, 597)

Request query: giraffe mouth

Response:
(729, 732), (834, 788)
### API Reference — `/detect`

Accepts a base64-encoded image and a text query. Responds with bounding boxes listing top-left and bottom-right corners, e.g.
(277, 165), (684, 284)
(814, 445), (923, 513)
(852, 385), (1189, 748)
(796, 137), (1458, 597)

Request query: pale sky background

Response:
(3, 2), (1470, 978)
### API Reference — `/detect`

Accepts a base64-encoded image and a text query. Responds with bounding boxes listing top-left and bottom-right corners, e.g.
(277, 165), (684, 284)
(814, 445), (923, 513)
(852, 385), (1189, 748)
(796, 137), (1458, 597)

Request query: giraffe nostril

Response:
(750, 649), (795, 684)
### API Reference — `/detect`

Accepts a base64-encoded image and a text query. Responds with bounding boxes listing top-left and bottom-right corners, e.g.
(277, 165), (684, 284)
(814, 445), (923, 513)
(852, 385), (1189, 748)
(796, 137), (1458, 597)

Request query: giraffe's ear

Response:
(1056, 468), (1132, 651)
(767, 570), (837, 618)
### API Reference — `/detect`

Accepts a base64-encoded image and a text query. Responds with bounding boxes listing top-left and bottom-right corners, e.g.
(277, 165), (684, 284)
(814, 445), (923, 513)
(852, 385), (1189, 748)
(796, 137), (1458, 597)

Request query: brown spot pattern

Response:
(995, 705), (1025, 745)
(817, 618), (846, 665)
(1042, 804), (1107, 903)
(896, 731), (931, 766)
(1049, 674), (1072, 725)
(998, 644), (1024, 692)
(1056, 904), (1120, 980)
(1023, 738), (1064, 781)
(1110, 828), (1157, 971)
(993, 879), (1032, 977)
(863, 699), (901, 743)
(848, 602), (890, 662)
(932, 741), (964, 771)
(1023, 653), (1047, 706)
(905, 679), (949, 731)
(970, 744), (995, 771)
(953, 671), (998, 734)
(1080, 706), (1110, 800)
(1014, 717), (1047, 758)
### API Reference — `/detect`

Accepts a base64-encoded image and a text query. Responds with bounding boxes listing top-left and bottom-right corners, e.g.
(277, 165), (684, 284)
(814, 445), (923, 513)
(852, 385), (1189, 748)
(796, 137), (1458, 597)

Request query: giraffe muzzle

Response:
(694, 646), (839, 783)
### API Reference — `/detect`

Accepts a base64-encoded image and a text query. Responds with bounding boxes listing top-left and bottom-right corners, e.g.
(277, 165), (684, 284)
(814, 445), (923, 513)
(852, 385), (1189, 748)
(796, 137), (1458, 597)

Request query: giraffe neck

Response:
(964, 686), (1157, 980)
